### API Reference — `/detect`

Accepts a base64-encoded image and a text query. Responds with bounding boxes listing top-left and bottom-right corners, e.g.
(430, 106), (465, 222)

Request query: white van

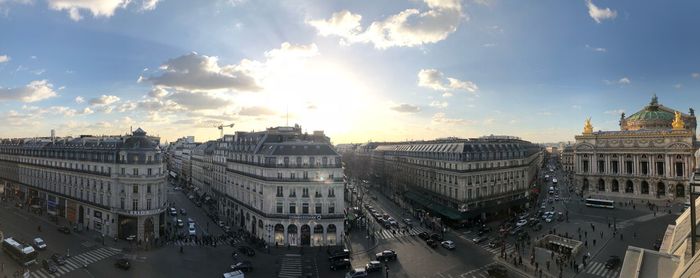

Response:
(223, 270), (245, 278)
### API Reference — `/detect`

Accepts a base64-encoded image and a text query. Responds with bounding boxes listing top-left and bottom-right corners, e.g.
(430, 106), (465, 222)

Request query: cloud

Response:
(604, 109), (625, 115)
(482, 43), (496, 47)
(0, 55), (9, 63)
(572, 105), (582, 110)
(148, 87), (169, 98)
(390, 104), (421, 113)
(0, 80), (57, 102)
(585, 44), (606, 52)
(674, 84), (682, 89)
(432, 112), (477, 125)
(89, 94), (120, 106)
(307, 0), (464, 49)
(166, 91), (231, 110)
(536, 111), (552, 116)
(482, 118), (495, 125)
(238, 106), (276, 116)
(418, 69), (478, 93)
(586, 0), (617, 23)
(618, 77), (630, 85)
(74, 96), (85, 104)
(429, 100), (448, 108)
(47, 0), (160, 21)
(692, 72), (700, 79)
(138, 52), (262, 92)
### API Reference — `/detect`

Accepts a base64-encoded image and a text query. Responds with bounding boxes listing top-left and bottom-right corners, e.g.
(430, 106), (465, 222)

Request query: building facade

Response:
(180, 125), (345, 247)
(574, 96), (697, 202)
(561, 144), (574, 173)
(166, 136), (197, 186)
(368, 135), (544, 225)
(0, 128), (167, 241)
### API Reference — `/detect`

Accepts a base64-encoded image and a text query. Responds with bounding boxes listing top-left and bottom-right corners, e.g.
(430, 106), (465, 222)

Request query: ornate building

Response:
(574, 95), (698, 202)
(0, 128), (168, 241)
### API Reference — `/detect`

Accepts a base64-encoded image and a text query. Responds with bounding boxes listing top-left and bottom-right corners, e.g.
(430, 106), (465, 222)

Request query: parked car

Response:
(365, 261), (382, 272)
(115, 257), (131, 270)
(188, 224), (196, 236)
(33, 237), (47, 250)
(51, 253), (67, 266)
(42, 259), (58, 273)
(441, 240), (456, 250)
(177, 219), (184, 227)
(472, 236), (487, 244)
(330, 259), (352, 270)
(426, 239), (438, 248)
(237, 246), (256, 256)
(430, 233), (443, 241)
(329, 249), (350, 261)
(57, 226), (71, 234)
(418, 232), (430, 240)
(345, 268), (368, 278)
(169, 207), (177, 216)
(515, 219), (528, 227)
(230, 261), (253, 272)
(605, 256), (621, 269)
(375, 250), (397, 261)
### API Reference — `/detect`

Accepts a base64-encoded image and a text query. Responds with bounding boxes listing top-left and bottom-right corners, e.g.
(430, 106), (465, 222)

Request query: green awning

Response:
(405, 191), (465, 221)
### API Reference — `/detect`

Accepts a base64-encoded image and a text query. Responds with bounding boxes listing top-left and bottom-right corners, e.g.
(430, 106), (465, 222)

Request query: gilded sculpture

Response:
(672, 111), (685, 130)
(583, 117), (593, 134)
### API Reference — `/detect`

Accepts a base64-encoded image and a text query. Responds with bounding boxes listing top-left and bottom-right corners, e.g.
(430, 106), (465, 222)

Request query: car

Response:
(173, 187), (181, 191)
(115, 257), (131, 270)
(441, 240), (456, 250)
(218, 220), (225, 227)
(223, 226), (232, 234)
(126, 234), (136, 241)
(418, 232), (430, 240)
(187, 218), (195, 224)
(426, 239), (438, 248)
(177, 219), (184, 227)
(49, 253), (66, 266)
(403, 218), (412, 225)
(230, 261), (253, 272)
(605, 256), (621, 269)
(515, 219), (528, 227)
(329, 249), (351, 261)
(180, 208), (187, 215)
(488, 240), (502, 248)
(42, 259), (58, 274)
(545, 216), (553, 223)
(169, 207), (177, 216)
(430, 233), (443, 241)
(345, 268), (368, 278)
(57, 226), (71, 234)
(375, 250), (397, 261)
(330, 259), (352, 270)
(389, 220), (398, 227)
(509, 227), (523, 236)
(472, 236), (487, 243)
(365, 261), (382, 272)
(518, 213), (530, 220)
(33, 237), (47, 250)
(477, 229), (489, 236)
(188, 224), (196, 236)
(237, 246), (256, 256)
(486, 264), (508, 278)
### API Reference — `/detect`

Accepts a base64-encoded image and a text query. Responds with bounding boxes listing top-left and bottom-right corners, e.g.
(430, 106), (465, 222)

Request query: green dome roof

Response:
(626, 108), (675, 122)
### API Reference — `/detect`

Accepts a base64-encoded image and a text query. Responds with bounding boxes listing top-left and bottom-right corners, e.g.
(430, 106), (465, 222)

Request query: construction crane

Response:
(216, 123), (235, 138)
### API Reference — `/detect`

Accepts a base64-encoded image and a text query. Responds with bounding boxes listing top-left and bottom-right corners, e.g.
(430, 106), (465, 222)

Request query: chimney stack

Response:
(51, 129), (55, 143)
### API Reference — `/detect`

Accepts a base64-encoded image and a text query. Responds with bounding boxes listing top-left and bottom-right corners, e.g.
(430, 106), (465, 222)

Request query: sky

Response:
(1, 0), (700, 144)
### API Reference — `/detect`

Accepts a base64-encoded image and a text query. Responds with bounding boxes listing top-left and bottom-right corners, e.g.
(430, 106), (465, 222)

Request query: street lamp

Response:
(689, 153), (700, 257)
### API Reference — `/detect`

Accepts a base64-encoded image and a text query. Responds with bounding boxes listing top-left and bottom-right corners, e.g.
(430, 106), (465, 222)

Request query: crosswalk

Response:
(471, 238), (516, 256)
(31, 247), (122, 278)
(583, 261), (620, 278)
(278, 254), (302, 278)
(169, 237), (241, 246)
(374, 226), (434, 240)
(454, 263), (498, 278)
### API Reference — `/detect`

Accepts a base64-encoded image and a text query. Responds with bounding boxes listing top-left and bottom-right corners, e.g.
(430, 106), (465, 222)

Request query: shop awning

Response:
(405, 191), (465, 221)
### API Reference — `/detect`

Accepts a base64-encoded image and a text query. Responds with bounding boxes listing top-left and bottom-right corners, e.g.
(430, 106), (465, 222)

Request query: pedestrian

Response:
(600, 231), (603, 239)
(593, 239), (596, 246)
(620, 233), (624, 241)
(584, 240), (588, 248)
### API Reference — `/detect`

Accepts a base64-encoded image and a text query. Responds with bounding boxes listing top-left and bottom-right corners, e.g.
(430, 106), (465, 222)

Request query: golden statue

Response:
(583, 117), (593, 134)
(672, 111), (685, 130)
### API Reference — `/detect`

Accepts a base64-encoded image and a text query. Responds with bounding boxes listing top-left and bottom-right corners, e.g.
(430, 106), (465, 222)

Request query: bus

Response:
(585, 198), (615, 209)
(2, 237), (38, 266)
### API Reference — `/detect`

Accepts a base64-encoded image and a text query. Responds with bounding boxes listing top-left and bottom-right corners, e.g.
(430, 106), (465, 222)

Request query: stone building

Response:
(0, 128), (168, 241)
(574, 95), (697, 202)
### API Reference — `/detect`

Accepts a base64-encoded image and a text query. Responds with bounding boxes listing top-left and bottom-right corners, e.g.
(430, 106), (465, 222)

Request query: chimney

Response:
(51, 129), (55, 143)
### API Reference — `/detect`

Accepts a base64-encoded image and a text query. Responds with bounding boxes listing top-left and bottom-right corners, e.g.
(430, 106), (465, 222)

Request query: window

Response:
(276, 202), (283, 213)
(121, 168), (125, 175)
(597, 160), (605, 173)
(328, 202), (335, 214)
(289, 203), (296, 214)
(290, 173), (296, 179)
(309, 157), (315, 166)
(626, 161), (633, 174)
(302, 188), (309, 198)
(132, 199), (138, 210)
(315, 203), (322, 214)
(328, 187), (335, 197)
(147, 168), (152, 176)
(147, 185), (152, 193)
(296, 157), (302, 166)
(583, 160), (589, 173)
(120, 198), (125, 209)
(315, 191), (322, 198)
(303, 171), (308, 179)
(289, 188), (296, 197)
(611, 161), (619, 174)
(276, 186), (284, 197)
(133, 185), (138, 194)
(676, 162), (684, 177)
(656, 162), (664, 176)
(302, 203), (309, 214)
(146, 199), (152, 210)
(641, 161), (648, 175)
(277, 172), (283, 179)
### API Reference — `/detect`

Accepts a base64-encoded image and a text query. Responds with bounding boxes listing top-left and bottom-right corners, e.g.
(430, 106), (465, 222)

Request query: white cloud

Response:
(585, 44), (606, 52)
(418, 69), (478, 93)
(604, 109), (625, 115)
(89, 94), (120, 106)
(482, 118), (495, 125)
(74, 96), (85, 104)
(482, 43), (496, 47)
(586, 0), (617, 23)
(148, 87), (169, 98)
(429, 100), (448, 108)
(0, 80), (57, 102)
(307, 0), (464, 49)
(166, 91), (230, 110)
(238, 106), (277, 116)
(432, 112), (474, 124)
(674, 83), (682, 89)
(572, 105), (582, 110)
(618, 77), (630, 85)
(47, 0), (160, 21)
(692, 72), (700, 79)
(82, 107), (94, 115)
(0, 55), (9, 63)
(138, 52), (262, 92)
(390, 103), (421, 113)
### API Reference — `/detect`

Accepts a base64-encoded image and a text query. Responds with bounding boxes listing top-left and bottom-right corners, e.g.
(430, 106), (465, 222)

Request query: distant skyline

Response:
(1, 0), (699, 144)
